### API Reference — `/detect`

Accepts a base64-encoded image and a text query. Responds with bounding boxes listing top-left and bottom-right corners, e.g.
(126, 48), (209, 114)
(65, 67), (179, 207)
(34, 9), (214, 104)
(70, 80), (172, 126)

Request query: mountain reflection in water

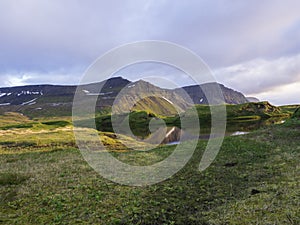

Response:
(142, 117), (287, 145)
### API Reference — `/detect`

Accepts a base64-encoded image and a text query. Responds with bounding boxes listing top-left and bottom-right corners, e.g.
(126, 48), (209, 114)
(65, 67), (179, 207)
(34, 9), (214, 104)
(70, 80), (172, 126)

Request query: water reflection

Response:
(142, 116), (288, 145)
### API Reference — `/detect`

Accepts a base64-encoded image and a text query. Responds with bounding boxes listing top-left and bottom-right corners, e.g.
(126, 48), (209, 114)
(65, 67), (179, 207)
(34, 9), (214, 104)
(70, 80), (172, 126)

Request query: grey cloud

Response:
(0, 0), (299, 104)
(1, 0), (299, 70)
(153, 0), (300, 67)
(214, 53), (300, 97)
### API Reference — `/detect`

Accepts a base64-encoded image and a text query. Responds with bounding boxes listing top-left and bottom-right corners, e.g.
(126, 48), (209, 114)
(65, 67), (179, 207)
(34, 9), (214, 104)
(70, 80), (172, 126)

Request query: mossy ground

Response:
(0, 112), (299, 224)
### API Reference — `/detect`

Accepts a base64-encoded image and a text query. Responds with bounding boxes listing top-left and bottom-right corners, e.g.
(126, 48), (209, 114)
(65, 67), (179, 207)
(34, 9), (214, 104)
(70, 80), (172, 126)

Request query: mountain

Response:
(111, 80), (191, 115)
(177, 83), (249, 105)
(0, 77), (131, 117)
(0, 77), (130, 105)
(0, 77), (250, 117)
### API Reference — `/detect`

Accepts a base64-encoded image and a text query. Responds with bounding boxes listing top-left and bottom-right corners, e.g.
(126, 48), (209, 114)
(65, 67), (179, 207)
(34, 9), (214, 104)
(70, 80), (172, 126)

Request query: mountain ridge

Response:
(0, 77), (251, 117)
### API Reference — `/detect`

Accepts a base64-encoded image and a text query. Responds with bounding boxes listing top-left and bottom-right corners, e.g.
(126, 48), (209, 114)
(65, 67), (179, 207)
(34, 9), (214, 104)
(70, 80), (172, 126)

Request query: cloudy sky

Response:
(0, 0), (299, 105)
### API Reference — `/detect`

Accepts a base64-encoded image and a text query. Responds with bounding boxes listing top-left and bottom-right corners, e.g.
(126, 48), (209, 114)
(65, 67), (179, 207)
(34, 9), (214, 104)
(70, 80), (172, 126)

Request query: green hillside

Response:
(0, 114), (299, 224)
(131, 96), (178, 116)
(190, 101), (290, 123)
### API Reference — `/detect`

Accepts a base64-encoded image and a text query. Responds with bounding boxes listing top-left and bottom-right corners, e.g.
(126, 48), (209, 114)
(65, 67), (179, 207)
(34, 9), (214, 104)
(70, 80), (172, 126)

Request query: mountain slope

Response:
(111, 80), (191, 115)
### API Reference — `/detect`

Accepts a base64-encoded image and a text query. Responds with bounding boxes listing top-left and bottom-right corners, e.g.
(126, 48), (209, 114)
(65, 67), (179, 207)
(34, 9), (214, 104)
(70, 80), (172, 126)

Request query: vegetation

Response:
(292, 107), (300, 118)
(279, 104), (300, 114)
(41, 120), (70, 127)
(0, 112), (30, 127)
(131, 96), (178, 116)
(0, 104), (299, 224)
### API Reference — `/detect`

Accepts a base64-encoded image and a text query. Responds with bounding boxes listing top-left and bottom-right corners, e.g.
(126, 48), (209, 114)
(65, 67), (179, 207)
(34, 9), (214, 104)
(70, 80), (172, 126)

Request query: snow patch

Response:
(102, 96), (114, 100)
(161, 97), (174, 105)
(21, 98), (37, 105)
(0, 93), (7, 97)
(0, 103), (11, 106)
(86, 91), (113, 96)
(85, 93), (99, 96)
(17, 91), (43, 96)
(105, 91), (113, 95)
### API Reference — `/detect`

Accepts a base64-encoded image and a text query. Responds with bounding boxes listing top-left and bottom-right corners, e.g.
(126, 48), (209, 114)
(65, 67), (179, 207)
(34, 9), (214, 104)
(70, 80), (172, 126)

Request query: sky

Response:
(0, 0), (299, 105)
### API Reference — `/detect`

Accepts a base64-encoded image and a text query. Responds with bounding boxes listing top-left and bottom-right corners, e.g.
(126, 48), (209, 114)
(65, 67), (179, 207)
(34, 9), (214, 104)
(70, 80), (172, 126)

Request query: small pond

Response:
(144, 116), (288, 145)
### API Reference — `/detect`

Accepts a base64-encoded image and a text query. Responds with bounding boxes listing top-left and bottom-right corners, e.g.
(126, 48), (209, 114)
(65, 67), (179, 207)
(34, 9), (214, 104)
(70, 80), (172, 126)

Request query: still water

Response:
(147, 116), (287, 145)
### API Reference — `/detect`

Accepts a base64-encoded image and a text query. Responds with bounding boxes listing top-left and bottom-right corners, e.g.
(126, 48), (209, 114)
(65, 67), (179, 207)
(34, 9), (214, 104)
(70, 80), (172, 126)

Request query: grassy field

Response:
(0, 111), (299, 224)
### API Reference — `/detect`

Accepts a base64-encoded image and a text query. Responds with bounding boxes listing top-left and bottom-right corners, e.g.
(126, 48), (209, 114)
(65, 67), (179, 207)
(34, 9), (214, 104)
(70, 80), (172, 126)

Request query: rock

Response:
(224, 162), (238, 167)
(251, 189), (261, 195)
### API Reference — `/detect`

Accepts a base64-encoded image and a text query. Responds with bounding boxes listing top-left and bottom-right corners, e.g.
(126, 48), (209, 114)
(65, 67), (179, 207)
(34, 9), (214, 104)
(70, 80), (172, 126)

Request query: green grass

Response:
(76, 111), (165, 138)
(41, 120), (70, 127)
(279, 104), (300, 114)
(0, 172), (29, 186)
(0, 123), (34, 130)
(229, 115), (261, 122)
(0, 112), (30, 127)
(227, 101), (287, 118)
(0, 116), (299, 224)
(0, 107), (298, 224)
